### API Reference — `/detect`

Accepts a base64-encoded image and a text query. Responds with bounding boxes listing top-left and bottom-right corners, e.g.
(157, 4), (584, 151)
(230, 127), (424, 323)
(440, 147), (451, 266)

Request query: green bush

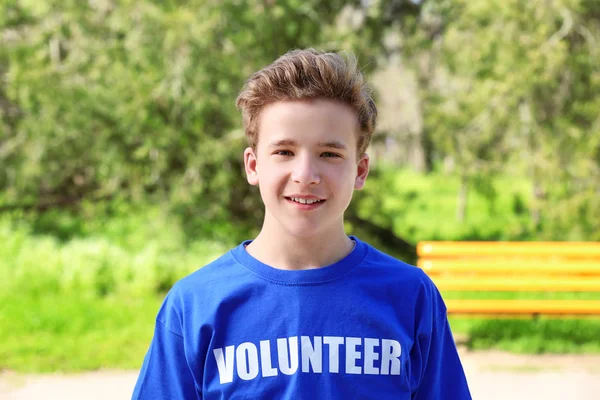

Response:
(0, 209), (229, 298)
(465, 318), (600, 354)
(356, 167), (535, 243)
(0, 207), (231, 372)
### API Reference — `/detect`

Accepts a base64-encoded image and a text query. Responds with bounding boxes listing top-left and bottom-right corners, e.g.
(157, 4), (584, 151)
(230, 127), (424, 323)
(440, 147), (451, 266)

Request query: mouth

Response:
(285, 196), (326, 205)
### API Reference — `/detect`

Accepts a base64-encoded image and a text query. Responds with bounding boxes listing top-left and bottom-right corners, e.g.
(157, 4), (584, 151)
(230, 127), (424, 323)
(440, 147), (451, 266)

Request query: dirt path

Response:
(2, 349), (600, 399)
(460, 348), (600, 400)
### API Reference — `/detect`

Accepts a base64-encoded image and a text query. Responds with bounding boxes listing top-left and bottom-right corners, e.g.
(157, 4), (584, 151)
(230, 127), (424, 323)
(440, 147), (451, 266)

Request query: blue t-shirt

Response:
(132, 237), (471, 399)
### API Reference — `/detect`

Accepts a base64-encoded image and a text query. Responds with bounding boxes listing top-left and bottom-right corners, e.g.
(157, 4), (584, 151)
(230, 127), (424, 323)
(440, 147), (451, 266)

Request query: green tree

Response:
(370, 0), (599, 235)
(0, 0), (364, 239)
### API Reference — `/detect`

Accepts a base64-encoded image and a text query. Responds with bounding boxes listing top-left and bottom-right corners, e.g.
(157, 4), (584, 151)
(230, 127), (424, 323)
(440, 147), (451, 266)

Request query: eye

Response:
(274, 150), (293, 156)
(321, 152), (342, 158)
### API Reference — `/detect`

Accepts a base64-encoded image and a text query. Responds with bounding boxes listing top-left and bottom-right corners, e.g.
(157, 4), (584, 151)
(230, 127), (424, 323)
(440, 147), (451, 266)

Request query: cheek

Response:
(258, 168), (287, 193)
(328, 168), (356, 192)
(332, 164), (357, 181)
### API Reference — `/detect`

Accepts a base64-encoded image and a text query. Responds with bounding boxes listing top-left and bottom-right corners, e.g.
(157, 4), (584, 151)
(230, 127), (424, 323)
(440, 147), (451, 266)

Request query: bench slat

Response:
(418, 241), (600, 257)
(445, 299), (600, 315)
(417, 241), (600, 315)
(418, 259), (600, 275)
(432, 277), (600, 292)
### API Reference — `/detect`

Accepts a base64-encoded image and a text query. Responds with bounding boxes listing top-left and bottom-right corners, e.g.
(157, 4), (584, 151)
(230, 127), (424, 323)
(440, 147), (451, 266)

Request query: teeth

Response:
(291, 197), (321, 204)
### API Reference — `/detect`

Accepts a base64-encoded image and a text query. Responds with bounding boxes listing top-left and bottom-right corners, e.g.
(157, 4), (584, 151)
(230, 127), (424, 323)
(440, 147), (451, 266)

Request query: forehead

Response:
(257, 99), (359, 148)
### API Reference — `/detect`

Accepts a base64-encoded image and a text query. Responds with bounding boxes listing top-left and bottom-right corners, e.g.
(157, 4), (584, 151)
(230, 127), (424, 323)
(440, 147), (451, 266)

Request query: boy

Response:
(132, 49), (471, 399)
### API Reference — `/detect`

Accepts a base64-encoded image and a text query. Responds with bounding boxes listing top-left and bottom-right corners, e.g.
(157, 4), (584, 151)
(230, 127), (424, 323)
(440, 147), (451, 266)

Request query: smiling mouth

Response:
(286, 197), (325, 205)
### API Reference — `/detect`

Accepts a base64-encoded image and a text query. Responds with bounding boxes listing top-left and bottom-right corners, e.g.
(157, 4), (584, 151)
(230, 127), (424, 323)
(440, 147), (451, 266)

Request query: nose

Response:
(291, 153), (320, 185)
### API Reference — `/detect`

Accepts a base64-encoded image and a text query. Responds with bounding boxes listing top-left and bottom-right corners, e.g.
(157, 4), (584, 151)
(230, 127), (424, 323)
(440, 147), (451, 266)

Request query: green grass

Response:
(0, 207), (229, 373)
(446, 290), (600, 354)
(0, 293), (162, 372)
(449, 316), (600, 354)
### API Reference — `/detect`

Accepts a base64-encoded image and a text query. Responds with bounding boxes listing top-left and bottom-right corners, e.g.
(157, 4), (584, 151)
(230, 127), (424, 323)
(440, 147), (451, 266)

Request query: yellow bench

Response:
(417, 241), (600, 315)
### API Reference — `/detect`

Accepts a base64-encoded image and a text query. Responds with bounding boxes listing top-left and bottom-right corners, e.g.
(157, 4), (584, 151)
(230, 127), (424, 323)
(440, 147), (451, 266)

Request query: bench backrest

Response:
(416, 242), (600, 292)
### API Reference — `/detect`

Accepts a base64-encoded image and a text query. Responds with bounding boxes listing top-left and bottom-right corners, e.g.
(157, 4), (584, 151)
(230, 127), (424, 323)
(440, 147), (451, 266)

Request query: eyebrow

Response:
(268, 139), (297, 148)
(267, 139), (348, 150)
(318, 141), (347, 150)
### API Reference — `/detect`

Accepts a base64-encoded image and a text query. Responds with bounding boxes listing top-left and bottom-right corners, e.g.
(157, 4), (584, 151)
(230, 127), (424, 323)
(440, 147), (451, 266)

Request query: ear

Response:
(354, 153), (370, 190)
(244, 147), (259, 186)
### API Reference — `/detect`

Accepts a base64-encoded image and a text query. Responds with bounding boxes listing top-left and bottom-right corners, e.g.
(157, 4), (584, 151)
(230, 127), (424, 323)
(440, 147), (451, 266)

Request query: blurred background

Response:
(1, 0), (599, 373)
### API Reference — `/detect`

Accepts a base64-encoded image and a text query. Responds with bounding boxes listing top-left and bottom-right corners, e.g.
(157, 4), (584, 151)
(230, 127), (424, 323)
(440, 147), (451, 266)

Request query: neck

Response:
(246, 222), (354, 271)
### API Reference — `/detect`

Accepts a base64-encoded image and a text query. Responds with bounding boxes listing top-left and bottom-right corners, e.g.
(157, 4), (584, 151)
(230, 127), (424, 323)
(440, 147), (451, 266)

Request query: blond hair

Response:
(236, 49), (377, 155)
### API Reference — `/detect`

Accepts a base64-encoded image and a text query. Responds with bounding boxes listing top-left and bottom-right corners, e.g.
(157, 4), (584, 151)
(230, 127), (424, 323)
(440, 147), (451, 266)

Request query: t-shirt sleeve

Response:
(132, 318), (200, 399)
(412, 311), (472, 400)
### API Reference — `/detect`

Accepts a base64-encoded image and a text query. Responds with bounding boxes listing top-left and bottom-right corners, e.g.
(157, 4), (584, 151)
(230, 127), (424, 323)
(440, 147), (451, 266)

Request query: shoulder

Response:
(172, 249), (243, 294)
(358, 239), (446, 314)
(360, 241), (429, 282)
(155, 247), (250, 329)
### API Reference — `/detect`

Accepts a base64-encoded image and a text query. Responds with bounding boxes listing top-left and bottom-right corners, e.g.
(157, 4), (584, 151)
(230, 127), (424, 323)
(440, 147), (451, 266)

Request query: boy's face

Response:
(244, 99), (369, 238)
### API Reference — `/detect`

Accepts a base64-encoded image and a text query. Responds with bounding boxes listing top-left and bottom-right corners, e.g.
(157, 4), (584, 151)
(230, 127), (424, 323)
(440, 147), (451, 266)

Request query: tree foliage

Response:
(1, 0), (599, 241)
(1, 0), (359, 234)
(367, 0), (600, 238)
